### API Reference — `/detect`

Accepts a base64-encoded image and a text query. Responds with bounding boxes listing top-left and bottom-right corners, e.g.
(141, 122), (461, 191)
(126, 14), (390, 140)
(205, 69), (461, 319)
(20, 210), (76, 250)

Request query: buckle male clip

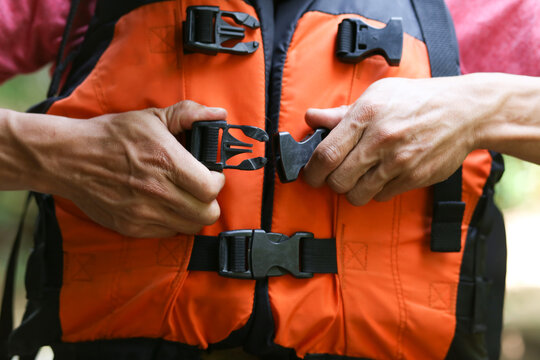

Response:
(183, 6), (260, 55)
(336, 17), (403, 66)
(189, 120), (268, 171)
(274, 128), (329, 183)
(218, 230), (314, 279)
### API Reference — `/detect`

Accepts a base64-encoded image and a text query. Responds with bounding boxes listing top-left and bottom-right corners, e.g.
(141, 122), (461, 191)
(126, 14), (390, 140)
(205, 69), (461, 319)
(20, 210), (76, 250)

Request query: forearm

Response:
(0, 109), (85, 194)
(470, 73), (540, 164)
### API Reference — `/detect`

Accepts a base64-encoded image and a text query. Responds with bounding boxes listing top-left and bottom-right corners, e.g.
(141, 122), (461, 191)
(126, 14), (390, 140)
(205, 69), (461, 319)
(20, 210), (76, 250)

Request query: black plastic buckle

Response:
(218, 230), (314, 279)
(183, 6), (260, 55)
(274, 128), (329, 183)
(336, 17), (403, 66)
(189, 120), (268, 171)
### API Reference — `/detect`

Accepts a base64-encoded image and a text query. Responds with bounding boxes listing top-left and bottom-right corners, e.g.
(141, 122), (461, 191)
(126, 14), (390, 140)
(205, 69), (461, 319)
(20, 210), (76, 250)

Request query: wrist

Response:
(467, 73), (540, 153)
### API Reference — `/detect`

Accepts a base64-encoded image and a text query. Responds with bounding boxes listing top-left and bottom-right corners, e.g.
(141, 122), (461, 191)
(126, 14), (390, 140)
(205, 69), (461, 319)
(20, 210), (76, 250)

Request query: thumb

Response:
(305, 105), (349, 130)
(163, 100), (227, 134)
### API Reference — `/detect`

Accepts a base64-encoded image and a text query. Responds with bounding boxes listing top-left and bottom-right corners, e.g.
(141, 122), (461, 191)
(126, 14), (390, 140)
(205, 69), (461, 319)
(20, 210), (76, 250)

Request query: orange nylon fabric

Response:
(269, 12), (492, 359)
(47, 0), (265, 347)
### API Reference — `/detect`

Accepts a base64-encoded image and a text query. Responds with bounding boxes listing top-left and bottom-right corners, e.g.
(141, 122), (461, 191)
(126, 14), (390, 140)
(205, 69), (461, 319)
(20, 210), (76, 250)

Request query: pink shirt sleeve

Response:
(0, 0), (96, 84)
(446, 0), (540, 76)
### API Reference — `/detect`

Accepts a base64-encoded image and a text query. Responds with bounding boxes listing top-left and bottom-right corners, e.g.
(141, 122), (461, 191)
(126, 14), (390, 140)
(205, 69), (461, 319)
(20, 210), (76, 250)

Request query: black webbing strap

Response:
(193, 10), (215, 44)
(188, 234), (337, 274)
(410, 0), (464, 252)
(0, 194), (32, 360)
(47, 0), (82, 98)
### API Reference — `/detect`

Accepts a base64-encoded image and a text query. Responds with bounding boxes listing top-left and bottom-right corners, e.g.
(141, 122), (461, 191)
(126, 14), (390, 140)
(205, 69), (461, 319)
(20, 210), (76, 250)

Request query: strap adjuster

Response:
(336, 17), (403, 66)
(218, 230), (314, 279)
(189, 120), (268, 171)
(183, 6), (260, 55)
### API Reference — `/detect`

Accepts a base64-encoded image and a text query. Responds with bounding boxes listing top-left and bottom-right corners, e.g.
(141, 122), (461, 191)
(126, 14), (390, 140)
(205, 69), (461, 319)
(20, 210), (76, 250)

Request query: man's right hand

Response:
(47, 101), (226, 238)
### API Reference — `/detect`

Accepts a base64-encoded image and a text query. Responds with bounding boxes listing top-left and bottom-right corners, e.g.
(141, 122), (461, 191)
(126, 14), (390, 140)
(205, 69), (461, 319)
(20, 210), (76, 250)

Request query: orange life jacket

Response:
(9, 0), (505, 359)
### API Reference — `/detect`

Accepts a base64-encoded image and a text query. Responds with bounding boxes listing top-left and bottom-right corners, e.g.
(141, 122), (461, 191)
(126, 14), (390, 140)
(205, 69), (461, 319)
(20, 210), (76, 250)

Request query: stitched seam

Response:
(391, 195), (407, 359)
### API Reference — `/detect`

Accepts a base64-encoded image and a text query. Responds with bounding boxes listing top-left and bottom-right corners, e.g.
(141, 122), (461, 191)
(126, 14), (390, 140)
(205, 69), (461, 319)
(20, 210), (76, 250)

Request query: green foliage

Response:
(0, 67), (50, 112)
(495, 155), (540, 210)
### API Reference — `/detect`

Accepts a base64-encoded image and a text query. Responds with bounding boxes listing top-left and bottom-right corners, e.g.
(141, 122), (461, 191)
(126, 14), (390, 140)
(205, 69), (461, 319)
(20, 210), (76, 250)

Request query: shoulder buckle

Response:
(183, 6), (260, 55)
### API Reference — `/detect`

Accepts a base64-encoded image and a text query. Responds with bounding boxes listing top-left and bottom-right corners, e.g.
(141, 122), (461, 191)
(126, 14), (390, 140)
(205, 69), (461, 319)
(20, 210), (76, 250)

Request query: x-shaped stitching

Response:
(345, 243), (367, 270)
(158, 239), (181, 265)
(71, 254), (94, 281)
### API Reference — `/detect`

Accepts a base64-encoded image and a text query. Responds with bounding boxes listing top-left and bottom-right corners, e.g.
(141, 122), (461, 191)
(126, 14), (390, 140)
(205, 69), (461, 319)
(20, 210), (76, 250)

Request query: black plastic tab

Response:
(336, 17), (403, 66)
(189, 120), (268, 171)
(274, 128), (329, 183)
(183, 6), (260, 55)
(218, 230), (314, 279)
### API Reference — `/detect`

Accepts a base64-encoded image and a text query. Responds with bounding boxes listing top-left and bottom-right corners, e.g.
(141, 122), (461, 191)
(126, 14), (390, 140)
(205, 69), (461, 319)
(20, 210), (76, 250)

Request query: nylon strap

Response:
(47, 0), (82, 98)
(188, 235), (337, 274)
(0, 194), (32, 360)
(410, 0), (464, 252)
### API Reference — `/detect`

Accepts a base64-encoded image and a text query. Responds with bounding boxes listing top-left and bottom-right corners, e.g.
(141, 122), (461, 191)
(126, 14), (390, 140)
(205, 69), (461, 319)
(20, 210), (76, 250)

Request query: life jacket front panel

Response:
(268, 6), (492, 359)
(46, 0), (265, 347)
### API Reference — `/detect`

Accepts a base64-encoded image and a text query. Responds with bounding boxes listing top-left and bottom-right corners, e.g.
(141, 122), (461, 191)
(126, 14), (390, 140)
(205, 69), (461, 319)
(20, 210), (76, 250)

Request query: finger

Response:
(326, 140), (380, 194)
(303, 109), (367, 188)
(373, 171), (423, 202)
(142, 202), (214, 235)
(160, 186), (222, 227)
(127, 225), (178, 239)
(346, 164), (395, 206)
(163, 136), (226, 203)
(163, 100), (227, 134)
(305, 106), (349, 130)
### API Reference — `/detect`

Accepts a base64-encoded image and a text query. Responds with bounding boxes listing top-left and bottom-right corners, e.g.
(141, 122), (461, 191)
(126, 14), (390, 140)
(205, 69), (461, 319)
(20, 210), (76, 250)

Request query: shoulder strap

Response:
(0, 194), (32, 360)
(47, 0), (82, 98)
(410, 0), (465, 252)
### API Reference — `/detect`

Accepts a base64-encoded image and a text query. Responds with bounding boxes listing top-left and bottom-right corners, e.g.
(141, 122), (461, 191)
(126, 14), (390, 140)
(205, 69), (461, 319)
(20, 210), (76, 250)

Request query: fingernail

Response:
(207, 107), (226, 115)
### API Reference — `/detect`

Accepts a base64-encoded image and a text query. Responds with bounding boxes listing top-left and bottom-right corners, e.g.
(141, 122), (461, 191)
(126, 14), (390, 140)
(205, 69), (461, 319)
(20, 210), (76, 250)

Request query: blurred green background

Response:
(0, 70), (539, 359)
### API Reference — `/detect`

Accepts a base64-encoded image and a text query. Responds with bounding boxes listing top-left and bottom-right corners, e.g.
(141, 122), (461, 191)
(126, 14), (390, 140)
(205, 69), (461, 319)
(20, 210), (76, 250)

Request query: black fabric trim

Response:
(8, 194), (64, 357)
(307, 0), (423, 41)
(0, 194), (32, 360)
(306, 354), (371, 360)
(251, 1), (316, 358)
(51, 338), (200, 360)
(445, 153), (505, 360)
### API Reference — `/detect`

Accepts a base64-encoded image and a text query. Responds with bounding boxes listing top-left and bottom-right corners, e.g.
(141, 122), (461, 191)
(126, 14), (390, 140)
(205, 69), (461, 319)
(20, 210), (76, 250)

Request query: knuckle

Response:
(202, 201), (221, 225)
(178, 99), (195, 110)
(346, 191), (366, 207)
(327, 173), (353, 194)
(198, 176), (222, 203)
(313, 143), (342, 169)
(392, 151), (410, 168)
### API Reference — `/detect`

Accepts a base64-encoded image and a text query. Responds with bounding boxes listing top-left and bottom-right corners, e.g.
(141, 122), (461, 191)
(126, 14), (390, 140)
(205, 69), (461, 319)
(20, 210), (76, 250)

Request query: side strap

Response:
(47, 0), (82, 98)
(0, 194), (32, 360)
(410, 0), (464, 252)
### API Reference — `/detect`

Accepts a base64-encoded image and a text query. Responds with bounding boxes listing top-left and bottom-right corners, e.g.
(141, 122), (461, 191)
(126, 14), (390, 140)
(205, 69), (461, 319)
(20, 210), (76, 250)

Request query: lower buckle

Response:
(218, 229), (314, 279)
